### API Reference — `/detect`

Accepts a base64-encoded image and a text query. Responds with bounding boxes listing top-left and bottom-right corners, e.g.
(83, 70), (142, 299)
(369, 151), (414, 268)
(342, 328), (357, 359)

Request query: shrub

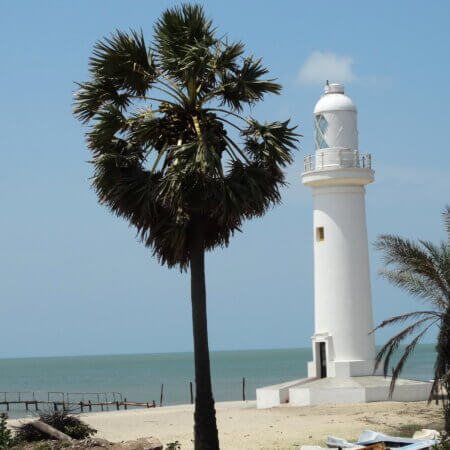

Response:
(0, 413), (18, 449)
(14, 410), (97, 442)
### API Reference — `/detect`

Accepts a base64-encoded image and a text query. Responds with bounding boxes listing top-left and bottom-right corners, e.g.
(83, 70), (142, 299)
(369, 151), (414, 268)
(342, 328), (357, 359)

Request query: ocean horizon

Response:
(0, 345), (435, 417)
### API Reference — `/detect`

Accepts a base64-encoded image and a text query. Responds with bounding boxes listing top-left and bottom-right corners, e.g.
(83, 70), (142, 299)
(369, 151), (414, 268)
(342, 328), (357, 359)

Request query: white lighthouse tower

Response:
(302, 82), (376, 379)
(256, 83), (432, 408)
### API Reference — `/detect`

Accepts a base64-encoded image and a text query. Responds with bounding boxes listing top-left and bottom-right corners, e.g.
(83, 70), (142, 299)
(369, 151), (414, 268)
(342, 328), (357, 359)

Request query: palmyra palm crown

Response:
(74, 4), (298, 270)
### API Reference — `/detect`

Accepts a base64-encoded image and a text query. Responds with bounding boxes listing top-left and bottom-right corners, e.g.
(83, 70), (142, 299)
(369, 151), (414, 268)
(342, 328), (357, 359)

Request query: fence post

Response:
(190, 382), (194, 404)
(124, 398), (127, 410)
(242, 377), (246, 401)
(160, 384), (164, 407)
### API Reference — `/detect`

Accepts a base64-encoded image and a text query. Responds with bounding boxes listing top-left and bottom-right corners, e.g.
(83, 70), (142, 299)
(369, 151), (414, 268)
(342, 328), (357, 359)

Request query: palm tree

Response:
(73, 5), (298, 449)
(373, 206), (450, 432)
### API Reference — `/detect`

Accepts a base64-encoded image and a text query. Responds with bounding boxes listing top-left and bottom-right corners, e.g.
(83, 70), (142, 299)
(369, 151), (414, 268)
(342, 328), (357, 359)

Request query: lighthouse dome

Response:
(313, 83), (358, 151)
(313, 83), (356, 114)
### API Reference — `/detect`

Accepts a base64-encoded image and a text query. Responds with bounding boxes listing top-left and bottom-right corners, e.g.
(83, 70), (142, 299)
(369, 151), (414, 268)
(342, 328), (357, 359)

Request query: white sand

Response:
(9, 400), (443, 450)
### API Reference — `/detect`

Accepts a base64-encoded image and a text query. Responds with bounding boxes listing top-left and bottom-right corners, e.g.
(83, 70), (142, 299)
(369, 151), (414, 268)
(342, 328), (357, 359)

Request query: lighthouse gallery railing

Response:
(304, 149), (372, 172)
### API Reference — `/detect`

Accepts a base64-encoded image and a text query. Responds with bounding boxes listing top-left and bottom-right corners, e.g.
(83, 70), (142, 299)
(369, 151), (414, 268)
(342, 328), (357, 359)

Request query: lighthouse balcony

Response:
(304, 149), (372, 172)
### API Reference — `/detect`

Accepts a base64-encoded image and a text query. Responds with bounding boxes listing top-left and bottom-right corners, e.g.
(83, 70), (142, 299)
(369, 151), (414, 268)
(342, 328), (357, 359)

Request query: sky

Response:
(1, 0), (449, 359)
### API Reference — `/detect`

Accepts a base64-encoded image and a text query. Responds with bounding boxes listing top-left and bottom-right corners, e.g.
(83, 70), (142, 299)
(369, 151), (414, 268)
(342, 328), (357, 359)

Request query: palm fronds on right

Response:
(373, 207), (450, 409)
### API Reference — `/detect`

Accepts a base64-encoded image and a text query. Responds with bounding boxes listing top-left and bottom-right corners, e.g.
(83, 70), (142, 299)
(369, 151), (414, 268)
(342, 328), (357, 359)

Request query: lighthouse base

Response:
(256, 376), (432, 409)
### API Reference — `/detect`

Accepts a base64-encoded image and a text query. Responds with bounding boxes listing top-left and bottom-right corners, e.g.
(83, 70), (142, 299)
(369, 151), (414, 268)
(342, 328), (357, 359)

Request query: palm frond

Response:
(375, 234), (450, 309)
(374, 316), (434, 376)
(90, 29), (156, 96)
(243, 119), (299, 167)
(380, 269), (448, 310)
(388, 322), (435, 396)
(73, 78), (131, 124)
(219, 57), (281, 111)
(372, 310), (440, 333)
(213, 41), (244, 73)
(154, 4), (216, 83)
(86, 105), (128, 154)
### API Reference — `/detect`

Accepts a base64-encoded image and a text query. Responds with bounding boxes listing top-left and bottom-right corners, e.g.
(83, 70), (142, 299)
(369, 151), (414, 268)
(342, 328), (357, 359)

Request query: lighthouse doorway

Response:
(319, 342), (327, 378)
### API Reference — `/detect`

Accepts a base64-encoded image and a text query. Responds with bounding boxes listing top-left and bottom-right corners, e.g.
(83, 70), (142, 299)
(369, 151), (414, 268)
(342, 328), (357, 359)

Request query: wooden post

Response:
(35, 401), (38, 411)
(80, 402), (84, 413)
(190, 381), (194, 404)
(53, 402), (58, 412)
(124, 398), (127, 410)
(88, 400), (92, 412)
(25, 401), (29, 411)
(116, 401), (119, 411)
(242, 377), (246, 401)
(160, 384), (164, 407)
(6, 402), (9, 412)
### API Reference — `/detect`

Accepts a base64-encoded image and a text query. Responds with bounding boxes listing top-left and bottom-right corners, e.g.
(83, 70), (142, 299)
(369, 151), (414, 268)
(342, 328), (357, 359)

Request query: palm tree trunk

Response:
(190, 218), (220, 450)
(437, 310), (450, 434)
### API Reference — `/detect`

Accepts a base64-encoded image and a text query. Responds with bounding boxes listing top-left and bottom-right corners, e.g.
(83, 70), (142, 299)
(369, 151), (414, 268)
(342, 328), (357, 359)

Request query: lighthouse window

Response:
(314, 114), (328, 149)
(316, 227), (325, 242)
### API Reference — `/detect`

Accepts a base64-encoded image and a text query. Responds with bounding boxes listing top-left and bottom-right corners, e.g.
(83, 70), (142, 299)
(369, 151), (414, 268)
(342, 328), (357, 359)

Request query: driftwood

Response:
(29, 420), (72, 441)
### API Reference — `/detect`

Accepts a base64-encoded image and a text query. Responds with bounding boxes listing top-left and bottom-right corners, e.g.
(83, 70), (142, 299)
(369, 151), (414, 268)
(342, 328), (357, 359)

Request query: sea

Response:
(0, 345), (435, 418)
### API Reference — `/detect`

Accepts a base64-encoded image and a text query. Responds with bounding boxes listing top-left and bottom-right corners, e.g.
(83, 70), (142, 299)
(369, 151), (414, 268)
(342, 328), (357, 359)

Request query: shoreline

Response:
(8, 400), (443, 450)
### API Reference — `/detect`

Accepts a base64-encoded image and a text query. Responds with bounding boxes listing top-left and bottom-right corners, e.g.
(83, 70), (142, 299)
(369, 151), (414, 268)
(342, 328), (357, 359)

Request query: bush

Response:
(0, 413), (18, 449)
(14, 410), (97, 442)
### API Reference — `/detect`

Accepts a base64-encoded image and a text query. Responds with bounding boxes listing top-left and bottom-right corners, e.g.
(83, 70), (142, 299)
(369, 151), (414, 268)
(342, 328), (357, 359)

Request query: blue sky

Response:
(1, 1), (449, 358)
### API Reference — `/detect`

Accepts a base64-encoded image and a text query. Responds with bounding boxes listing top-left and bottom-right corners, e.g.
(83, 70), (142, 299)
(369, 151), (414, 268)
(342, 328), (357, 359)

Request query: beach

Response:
(10, 400), (443, 450)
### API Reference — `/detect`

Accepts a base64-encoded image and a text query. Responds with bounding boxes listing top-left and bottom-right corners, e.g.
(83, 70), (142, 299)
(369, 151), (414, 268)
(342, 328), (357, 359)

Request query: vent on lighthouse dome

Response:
(324, 82), (345, 94)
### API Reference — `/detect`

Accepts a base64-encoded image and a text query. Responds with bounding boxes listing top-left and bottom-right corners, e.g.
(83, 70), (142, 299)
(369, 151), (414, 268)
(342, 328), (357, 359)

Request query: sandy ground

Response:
(9, 400), (443, 450)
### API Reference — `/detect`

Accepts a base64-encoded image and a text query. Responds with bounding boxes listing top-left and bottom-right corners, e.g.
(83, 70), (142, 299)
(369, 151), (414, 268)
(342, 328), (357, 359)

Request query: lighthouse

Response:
(302, 82), (376, 379)
(256, 83), (432, 408)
